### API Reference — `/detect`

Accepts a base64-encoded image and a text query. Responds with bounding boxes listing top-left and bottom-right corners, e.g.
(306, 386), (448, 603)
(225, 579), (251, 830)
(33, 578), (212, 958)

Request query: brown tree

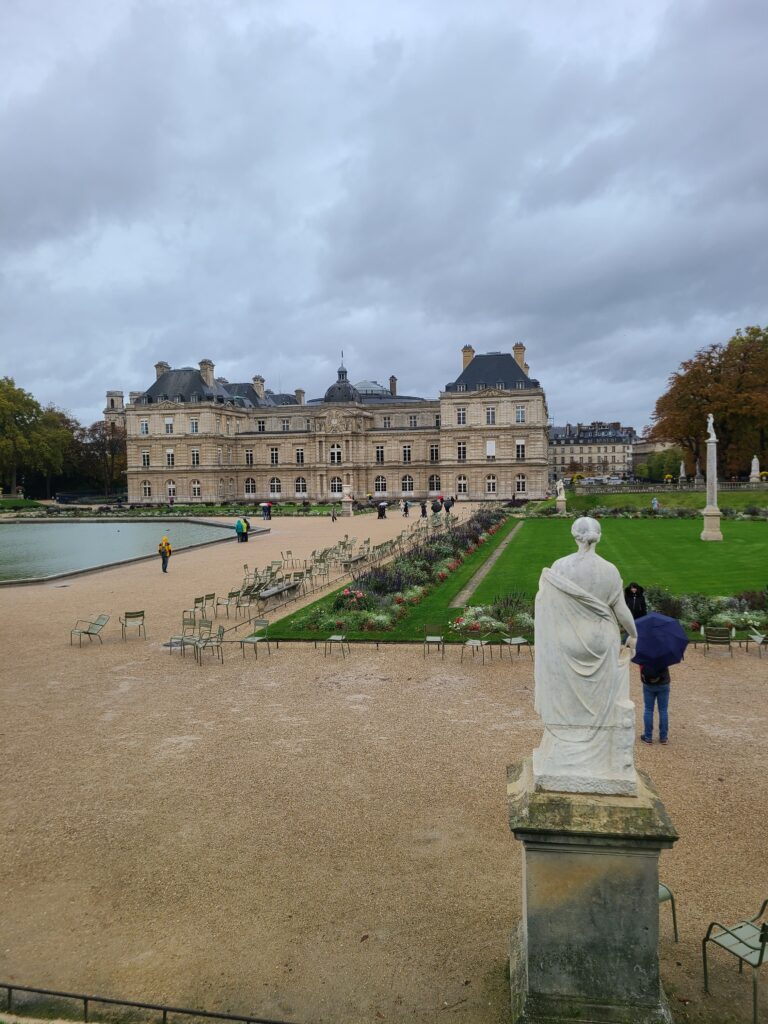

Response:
(651, 326), (768, 476)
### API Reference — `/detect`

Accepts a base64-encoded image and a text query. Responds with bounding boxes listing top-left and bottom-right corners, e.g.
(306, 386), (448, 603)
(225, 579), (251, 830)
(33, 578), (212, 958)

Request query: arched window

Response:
(401, 474), (414, 493)
(456, 474), (468, 495)
(228, 477), (235, 494)
(109, 398), (115, 408)
(330, 476), (343, 494)
(516, 473), (527, 493)
(244, 477), (256, 495)
(486, 474), (497, 494)
(218, 478), (225, 496)
(166, 479), (176, 498)
(142, 480), (152, 498)
(428, 474), (440, 492)
(330, 443), (342, 465)
(269, 477), (282, 496)
(191, 479), (201, 498)
(295, 476), (307, 495)
(374, 475), (387, 494)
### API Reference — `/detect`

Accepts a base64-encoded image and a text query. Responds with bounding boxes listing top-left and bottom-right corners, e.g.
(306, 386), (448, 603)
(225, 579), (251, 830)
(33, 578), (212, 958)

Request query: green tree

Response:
(77, 420), (127, 497)
(0, 377), (43, 495)
(37, 407), (79, 498)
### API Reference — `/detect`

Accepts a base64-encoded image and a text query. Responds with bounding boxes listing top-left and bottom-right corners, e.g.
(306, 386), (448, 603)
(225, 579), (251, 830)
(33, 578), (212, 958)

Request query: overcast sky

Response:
(2, 0), (767, 430)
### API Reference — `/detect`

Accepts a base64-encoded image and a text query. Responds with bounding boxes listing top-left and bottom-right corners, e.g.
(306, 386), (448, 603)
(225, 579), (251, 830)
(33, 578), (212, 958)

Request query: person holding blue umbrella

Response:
(632, 611), (689, 745)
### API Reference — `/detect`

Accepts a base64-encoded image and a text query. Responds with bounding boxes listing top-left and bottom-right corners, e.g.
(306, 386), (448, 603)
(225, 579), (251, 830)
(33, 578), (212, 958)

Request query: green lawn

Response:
(269, 515), (520, 643)
(471, 518), (768, 601)
(0, 498), (44, 510)
(532, 490), (768, 513)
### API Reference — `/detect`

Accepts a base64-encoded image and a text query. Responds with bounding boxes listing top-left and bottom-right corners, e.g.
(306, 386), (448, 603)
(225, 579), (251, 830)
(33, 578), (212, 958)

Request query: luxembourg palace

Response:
(116, 343), (550, 505)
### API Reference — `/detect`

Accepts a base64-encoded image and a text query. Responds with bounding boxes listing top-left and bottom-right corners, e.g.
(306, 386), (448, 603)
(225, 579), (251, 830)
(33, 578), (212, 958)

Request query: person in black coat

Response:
(624, 582), (647, 620)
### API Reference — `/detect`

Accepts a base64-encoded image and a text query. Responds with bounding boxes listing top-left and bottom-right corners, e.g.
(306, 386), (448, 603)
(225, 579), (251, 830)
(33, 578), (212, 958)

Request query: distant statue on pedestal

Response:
(533, 517), (638, 795)
(556, 478), (565, 499)
(706, 413), (717, 441)
(750, 455), (760, 482)
(701, 413), (723, 541)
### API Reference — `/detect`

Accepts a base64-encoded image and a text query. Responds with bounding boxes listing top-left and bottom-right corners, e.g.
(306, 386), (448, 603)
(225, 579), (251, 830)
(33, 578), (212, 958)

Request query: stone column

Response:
(700, 436), (723, 541)
(508, 759), (678, 1024)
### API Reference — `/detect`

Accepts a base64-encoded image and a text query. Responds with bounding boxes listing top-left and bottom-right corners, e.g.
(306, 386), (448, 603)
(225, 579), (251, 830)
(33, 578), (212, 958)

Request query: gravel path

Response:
(0, 512), (766, 1024)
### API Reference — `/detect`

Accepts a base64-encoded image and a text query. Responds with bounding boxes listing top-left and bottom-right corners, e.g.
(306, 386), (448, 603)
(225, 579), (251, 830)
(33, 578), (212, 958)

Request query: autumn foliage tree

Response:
(651, 326), (768, 477)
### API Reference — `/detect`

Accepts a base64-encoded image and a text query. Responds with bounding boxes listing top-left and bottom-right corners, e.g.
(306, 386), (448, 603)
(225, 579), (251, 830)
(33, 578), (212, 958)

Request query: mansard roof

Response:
(445, 352), (540, 392)
(142, 368), (233, 405)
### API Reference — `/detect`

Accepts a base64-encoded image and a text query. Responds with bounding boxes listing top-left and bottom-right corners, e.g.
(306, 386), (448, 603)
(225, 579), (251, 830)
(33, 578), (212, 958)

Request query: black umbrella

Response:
(631, 612), (689, 670)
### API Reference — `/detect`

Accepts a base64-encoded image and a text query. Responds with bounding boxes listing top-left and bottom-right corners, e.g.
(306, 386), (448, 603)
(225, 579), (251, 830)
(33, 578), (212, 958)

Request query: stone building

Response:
(121, 344), (550, 504)
(549, 421), (637, 480)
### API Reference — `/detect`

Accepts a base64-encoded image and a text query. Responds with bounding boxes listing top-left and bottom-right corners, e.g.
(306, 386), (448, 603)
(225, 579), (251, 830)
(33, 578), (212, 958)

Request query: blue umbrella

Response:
(631, 612), (689, 670)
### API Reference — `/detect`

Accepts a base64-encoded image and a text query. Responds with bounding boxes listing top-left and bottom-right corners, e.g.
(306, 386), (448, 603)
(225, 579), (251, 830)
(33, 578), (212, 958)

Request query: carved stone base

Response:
(700, 506), (723, 541)
(340, 497), (354, 518)
(556, 498), (567, 515)
(508, 759), (678, 1024)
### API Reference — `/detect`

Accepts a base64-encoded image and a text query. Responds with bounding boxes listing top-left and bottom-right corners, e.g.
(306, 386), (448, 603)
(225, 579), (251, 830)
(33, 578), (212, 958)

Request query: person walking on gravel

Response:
(158, 536), (172, 573)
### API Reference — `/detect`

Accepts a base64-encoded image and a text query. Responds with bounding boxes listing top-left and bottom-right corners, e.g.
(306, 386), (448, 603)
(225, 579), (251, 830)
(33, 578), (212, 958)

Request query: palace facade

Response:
(119, 344), (550, 504)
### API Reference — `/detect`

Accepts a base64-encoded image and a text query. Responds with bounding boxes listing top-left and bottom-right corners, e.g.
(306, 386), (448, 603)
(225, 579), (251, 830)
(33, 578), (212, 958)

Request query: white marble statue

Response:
(533, 517), (638, 795)
(706, 413), (717, 441)
(750, 455), (760, 481)
(556, 478), (565, 500)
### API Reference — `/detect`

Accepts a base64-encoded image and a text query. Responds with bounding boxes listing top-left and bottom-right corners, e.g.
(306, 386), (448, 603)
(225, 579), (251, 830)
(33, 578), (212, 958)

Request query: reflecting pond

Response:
(0, 521), (233, 581)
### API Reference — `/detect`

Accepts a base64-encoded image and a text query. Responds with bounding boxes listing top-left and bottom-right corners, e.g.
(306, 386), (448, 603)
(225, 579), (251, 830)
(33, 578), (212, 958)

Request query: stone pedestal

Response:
(556, 497), (567, 515)
(700, 436), (722, 541)
(700, 507), (723, 541)
(508, 759), (678, 1024)
(340, 496), (354, 518)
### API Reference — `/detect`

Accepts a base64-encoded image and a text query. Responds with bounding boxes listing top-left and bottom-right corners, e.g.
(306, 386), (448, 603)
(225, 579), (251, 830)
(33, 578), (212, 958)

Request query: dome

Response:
(323, 363), (360, 403)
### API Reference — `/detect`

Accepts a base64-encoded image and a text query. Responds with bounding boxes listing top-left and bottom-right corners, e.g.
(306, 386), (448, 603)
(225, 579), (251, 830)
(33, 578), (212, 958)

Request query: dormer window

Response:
(496, 381), (505, 389)
(191, 393), (200, 403)
(456, 384), (466, 392)
(175, 394), (184, 403)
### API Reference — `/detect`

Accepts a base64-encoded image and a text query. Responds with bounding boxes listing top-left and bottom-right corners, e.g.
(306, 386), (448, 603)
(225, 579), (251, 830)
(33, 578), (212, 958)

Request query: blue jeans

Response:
(642, 684), (670, 741)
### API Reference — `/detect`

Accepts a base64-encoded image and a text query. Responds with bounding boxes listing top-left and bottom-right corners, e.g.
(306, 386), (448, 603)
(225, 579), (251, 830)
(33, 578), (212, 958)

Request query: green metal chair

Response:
(239, 618), (271, 659)
(119, 611), (146, 641)
(423, 623), (445, 659)
(216, 590), (241, 618)
(500, 628), (533, 661)
(195, 625), (225, 664)
(324, 633), (350, 657)
(658, 882), (679, 942)
(168, 613), (196, 654)
(180, 618), (211, 659)
(203, 593), (216, 616)
(703, 899), (768, 1024)
(70, 614), (110, 647)
(703, 626), (733, 656)
(461, 632), (492, 664)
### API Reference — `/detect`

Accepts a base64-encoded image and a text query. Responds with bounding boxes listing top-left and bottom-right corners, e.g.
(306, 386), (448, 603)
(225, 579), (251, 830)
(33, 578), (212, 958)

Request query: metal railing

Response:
(0, 983), (298, 1024)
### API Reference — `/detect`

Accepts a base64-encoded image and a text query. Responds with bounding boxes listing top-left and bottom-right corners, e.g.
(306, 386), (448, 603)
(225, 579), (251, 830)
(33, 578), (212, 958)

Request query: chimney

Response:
(215, 376), (229, 386)
(129, 391), (143, 404)
(155, 360), (170, 380)
(294, 388), (305, 405)
(389, 375), (397, 397)
(513, 343), (529, 375)
(462, 345), (475, 370)
(199, 359), (215, 387)
(252, 375), (265, 400)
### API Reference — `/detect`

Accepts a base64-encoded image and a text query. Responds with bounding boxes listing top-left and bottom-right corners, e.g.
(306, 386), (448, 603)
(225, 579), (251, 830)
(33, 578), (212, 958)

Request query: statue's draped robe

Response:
(534, 566), (633, 786)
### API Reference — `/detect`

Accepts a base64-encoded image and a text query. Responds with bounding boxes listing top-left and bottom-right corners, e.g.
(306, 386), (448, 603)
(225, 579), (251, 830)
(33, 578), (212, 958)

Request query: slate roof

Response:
(444, 352), (540, 392)
(142, 368), (233, 405)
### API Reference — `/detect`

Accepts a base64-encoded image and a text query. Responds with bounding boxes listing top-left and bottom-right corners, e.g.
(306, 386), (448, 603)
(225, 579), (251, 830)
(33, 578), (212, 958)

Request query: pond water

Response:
(0, 521), (233, 581)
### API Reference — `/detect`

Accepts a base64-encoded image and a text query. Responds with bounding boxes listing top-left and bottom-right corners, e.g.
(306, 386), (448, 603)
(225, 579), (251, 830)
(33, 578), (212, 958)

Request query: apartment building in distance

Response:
(119, 344), (550, 504)
(549, 421), (637, 481)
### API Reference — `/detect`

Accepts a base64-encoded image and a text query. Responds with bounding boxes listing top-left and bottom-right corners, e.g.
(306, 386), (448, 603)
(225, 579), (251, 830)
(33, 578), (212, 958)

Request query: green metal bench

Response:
(703, 626), (733, 656)
(70, 614), (110, 647)
(703, 899), (768, 1024)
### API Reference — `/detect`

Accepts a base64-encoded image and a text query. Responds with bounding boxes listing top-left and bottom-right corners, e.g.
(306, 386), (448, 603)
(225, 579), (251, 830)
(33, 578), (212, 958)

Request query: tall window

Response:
(401, 474), (414, 493)
(456, 407), (466, 425)
(516, 442), (526, 460)
(257, 419), (266, 432)
(165, 417), (174, 434)
(228, 478), (235, 495)
(383, 416), (391, 429)
(218, 478), (224, 496)
(191, 479), (201, 498)
(166, 449), (175, 467)
(166, 480), (176, 498)
(429, 444), (439, 462)
(140, 419), (149, 435)
(295, 476), (307, 495)
(296, 448), (304, 465)
(374, 475), (387, 494)
(245, 477), (256, 495)
(457, 474), (468, 495)
(435, 414), (441, 427)
(141, 480), (151, 497)
(408, 414), (418, 428)
(282, 418), (290, 432)
(330, 444), (342, 465)
(191, 448), (200, 466)
(516, 473), (527, 493)
(217, 447), (223, 465)
(402, 444), (411, 463)
(269, 477), (281, 496)
(270, 447), (279, 465)
(457, 441), (467, 461)
(330, 476), (343, 494)
(486, 475), (497, 494)
(485, 407), (496, 425)
(141, 450), (150, 467)
(245, 448), (254, 465)
(226, 418), (232, 435)
(375, 444), (384, 464)
(226, 447), (232, 464)
(515, 404), (526, 424)
(428, 474), (440, 491)
(189, 418), (199, 434)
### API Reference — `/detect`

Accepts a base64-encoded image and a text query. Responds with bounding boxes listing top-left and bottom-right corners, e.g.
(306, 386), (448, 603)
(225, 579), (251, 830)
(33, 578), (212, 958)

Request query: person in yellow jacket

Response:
(158, 536), (172, 573)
